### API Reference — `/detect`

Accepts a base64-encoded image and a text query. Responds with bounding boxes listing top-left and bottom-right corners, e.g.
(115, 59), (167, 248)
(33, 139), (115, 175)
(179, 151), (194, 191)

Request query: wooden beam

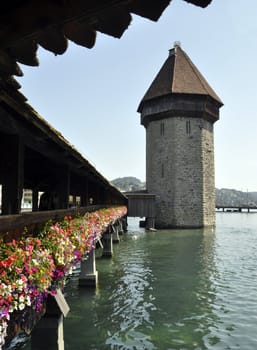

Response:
(63, 21), (96, 49)
(95, 6), (132, 38)
(37, 27), (68, 55)
(0, 49), (23, 77)
(56, 166), (70, 209)
(128, 0), (171, 21)
(8, 38), (39, 66)
(182, 0), (212, 8)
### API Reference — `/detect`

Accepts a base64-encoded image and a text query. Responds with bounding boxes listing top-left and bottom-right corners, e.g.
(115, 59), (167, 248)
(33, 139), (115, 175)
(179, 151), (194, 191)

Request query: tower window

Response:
(161, 163), (164, 178)
(160, 122), (165, 136)
(186, 120), (191, 135)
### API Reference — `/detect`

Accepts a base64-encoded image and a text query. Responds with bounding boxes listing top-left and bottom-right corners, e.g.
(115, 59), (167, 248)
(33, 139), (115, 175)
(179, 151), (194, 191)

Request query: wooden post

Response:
(79, 250), (98, 287)
(31, 290), (69, 350)
(57, 166), (70, 209)
(1, 135), (24, 215)
(95, 184), (100, 205)
(72, 195), (76, 207)
(146, 217), (155, 230)
(118, 219), (124, 234)
(32, 188), (39, 211)
(81, 178), (89, 206)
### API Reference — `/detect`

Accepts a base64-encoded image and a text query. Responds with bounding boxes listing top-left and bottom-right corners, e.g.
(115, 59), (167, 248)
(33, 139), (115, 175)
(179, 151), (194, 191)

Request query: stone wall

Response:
(201, 120), (215, 226)
(146, 115), (215, 228)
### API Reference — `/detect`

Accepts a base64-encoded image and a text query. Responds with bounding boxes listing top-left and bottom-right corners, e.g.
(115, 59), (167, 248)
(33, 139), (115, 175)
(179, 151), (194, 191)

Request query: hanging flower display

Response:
(0, 206), (127, 347)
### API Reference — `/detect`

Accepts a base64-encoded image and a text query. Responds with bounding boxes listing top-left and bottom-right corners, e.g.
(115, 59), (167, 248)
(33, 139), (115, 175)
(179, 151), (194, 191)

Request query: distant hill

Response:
(111, 177), (145, 192)
(111, 177), (257, 206)
(216, 188), (257, 207)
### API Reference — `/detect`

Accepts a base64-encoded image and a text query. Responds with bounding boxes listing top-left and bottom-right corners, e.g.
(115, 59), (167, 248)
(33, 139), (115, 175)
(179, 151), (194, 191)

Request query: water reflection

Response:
(205, 213), (257, 349)
(65, 222), (221, 350)
(141, 227), (219, 349)
(104, 231), (156, 349)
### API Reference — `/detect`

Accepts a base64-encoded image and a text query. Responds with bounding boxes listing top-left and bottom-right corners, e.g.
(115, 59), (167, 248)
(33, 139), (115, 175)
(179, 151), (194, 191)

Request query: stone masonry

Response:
(146, 116), (214, 228)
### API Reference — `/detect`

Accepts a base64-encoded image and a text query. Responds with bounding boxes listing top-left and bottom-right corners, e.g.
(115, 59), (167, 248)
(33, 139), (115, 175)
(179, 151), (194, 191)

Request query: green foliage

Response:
(111, 177), (145, 192)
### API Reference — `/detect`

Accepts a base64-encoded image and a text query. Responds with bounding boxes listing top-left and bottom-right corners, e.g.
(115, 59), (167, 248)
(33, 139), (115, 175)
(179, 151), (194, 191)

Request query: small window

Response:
(186, 120), (191, 135)
(160, 122), (165, 136)
(161, 163), (164, 178)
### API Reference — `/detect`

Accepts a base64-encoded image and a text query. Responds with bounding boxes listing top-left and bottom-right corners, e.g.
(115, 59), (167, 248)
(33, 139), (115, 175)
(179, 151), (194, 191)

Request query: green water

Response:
(9, 213), (257, 349)
(63, 214), (257, 350)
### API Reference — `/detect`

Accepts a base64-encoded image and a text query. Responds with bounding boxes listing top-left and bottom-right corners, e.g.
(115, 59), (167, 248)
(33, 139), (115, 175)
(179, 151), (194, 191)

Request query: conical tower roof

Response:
(138, 44), (223, 112)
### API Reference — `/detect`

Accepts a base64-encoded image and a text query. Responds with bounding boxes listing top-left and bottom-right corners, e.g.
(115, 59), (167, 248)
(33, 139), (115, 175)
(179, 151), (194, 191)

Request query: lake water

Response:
(9, 213), (257, 349)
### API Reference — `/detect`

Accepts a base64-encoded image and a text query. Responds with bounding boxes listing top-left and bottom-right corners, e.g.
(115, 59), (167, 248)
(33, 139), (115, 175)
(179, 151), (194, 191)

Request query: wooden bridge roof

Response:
(138, 43), (223, 112)
(0, 77), (125, 200)
(0, 0), (212, 81)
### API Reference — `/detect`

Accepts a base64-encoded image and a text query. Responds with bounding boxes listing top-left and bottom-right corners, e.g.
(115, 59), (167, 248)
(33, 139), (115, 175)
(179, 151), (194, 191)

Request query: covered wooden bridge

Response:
(0, 79), (127, 235)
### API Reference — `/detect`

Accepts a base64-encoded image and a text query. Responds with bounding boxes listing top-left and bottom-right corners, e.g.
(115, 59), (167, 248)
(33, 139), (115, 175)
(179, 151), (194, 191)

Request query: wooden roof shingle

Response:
(138, 44), (223, 112)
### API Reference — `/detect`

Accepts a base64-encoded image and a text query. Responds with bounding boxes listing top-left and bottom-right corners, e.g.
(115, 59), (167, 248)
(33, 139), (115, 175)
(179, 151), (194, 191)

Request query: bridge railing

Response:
(0, 205), (118, 239)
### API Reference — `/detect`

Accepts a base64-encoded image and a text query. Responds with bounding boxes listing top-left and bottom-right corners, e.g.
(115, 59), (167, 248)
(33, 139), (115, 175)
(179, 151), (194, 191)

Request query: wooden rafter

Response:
(0, 0), (212, 79)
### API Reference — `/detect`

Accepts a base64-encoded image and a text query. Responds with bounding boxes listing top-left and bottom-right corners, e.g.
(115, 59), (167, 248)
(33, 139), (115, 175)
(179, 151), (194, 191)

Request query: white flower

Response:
(18, 303), (25, 311)
(32, 258), (39, 266)
(26, 296), (31, 306)
(16, 279), (24, 286)
(19, 295), (25, 303)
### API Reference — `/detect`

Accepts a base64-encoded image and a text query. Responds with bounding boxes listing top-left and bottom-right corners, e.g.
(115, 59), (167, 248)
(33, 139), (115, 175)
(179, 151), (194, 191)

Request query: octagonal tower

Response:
(138, 44), (223, 228)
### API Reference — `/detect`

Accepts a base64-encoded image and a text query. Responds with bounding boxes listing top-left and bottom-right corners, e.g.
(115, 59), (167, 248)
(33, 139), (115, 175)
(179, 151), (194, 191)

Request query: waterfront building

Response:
(138, 43), (223, 228)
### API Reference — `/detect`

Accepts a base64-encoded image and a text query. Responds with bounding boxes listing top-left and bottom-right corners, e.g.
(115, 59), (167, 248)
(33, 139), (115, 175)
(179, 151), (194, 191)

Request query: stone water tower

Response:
(138, 44), (223, 228)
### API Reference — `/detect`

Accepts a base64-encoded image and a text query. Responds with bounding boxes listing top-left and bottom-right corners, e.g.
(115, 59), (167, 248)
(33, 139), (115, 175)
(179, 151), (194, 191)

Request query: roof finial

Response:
(169, 41), (181, 57)
(174, 41), (181, 48)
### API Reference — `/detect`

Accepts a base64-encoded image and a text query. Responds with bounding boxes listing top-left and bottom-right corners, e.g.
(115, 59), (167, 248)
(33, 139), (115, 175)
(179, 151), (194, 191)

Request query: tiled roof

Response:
(138, 44), (223, 111)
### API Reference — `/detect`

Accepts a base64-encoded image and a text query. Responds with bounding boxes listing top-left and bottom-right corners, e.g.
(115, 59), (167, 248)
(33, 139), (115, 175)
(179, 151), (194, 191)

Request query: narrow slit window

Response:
(161, 163), (165, 178)
(186, 120), (191, 135)
(160, 122), (165, 136)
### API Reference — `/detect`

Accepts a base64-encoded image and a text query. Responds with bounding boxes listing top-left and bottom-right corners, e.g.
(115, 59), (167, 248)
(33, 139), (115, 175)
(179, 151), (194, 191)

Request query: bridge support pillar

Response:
(146, 217), (155, 230)
(32, 188), (39, 211)
(112, 225), (120, 244)
(118, 219), (124, 234)
(102, 232), (113, 257)
(121, 216), (128, 232)
(31, 290), (69, 350)
(79, 250), (98, 287)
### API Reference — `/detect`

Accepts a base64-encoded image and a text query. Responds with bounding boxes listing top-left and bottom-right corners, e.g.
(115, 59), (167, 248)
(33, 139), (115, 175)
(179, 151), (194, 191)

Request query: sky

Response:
(16, 0), (257, 191)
